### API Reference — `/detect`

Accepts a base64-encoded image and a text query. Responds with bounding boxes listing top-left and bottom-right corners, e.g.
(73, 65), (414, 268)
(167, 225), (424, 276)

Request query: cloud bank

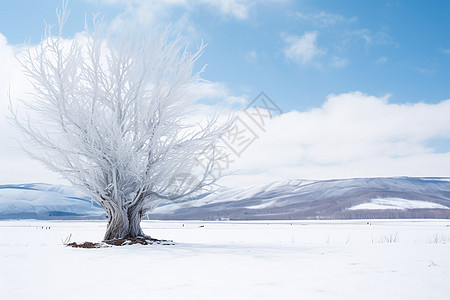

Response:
(218, 92), (450, 186)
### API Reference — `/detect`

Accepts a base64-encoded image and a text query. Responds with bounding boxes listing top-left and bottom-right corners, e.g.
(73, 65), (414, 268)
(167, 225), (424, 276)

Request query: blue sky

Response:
(1, 0), (449, 111)
(1, 0), (450, 185)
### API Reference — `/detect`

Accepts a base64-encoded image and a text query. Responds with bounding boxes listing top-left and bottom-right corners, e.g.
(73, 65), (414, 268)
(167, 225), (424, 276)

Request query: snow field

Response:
(1, 220), (449, 299)
(349, 198), (449, 211)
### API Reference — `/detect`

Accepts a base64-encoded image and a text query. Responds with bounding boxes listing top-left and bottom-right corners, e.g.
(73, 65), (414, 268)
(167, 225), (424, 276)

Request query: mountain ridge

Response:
(150, 177), (450, 220)
(1, 177), (449, 220)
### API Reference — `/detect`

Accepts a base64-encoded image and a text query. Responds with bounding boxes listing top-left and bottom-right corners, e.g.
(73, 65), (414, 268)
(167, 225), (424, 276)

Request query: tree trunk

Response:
(127, 203), (147, 238)
(103, 204), (148, 241)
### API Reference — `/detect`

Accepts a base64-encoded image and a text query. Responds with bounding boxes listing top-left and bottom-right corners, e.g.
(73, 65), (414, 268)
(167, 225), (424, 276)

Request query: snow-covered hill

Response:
(0, 183), (104, 219)
(1, 177), (450, 220)
(150, 177), (450, 220)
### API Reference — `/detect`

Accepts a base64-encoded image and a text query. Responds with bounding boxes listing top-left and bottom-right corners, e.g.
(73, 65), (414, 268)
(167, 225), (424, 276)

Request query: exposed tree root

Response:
(67, 241), (103, 248)
(67, 237), (174, 248)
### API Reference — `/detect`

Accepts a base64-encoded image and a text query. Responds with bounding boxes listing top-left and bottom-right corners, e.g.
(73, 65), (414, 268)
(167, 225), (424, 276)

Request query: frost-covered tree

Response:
(11, 4), (230, 240)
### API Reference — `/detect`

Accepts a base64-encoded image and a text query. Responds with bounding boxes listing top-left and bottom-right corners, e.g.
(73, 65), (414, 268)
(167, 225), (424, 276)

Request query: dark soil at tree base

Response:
(67, 237), (174, 248)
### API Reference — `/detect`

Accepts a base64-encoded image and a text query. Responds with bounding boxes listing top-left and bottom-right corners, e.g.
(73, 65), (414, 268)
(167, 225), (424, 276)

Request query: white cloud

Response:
(330, 56), (348, 68)
(346, 29), (392, 47)
(96, 0), (287, 49)
(93, 0), (286, 24)
(0, 34), (67, 184)
(200, 0), (250, 20)
(186, 80), (248, 107)
(0, 34), (30, 149)
(217, 92), (450, 187)
(105, 1), (198, 42)
(293, 11), (357, 27)
(283, 31), (325, 66)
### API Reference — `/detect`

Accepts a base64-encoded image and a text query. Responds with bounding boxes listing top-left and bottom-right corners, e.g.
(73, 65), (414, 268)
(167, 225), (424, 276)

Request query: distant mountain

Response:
(0, 183), (104, 219)
(1, 177), (450, 220)
(149, 177), (450, 220)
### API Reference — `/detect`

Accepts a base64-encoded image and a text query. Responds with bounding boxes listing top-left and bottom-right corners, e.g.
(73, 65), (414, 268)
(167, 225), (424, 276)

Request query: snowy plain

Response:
(348, 197), (450, 210)
(1, 219), (449, 299)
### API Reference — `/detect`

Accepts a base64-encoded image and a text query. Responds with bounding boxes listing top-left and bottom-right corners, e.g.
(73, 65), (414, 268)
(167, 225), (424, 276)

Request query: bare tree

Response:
(11, 3), (231, 240)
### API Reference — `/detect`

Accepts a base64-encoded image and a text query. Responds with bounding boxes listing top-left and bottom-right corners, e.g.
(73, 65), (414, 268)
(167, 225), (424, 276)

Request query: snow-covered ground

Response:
(1, 219), (449, 299)
(349, 198), (450, 210)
